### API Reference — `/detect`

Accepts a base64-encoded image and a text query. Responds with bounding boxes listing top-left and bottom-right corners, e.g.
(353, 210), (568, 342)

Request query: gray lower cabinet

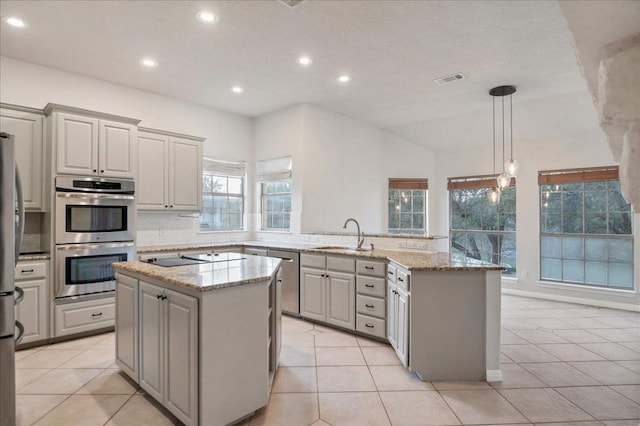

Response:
(387, 264), (409, 367)
(300, 255), (356, 330)
(139, 280), (198, 426)
(355, 259), (387, 339)
(14, 260), (48, 346)
(115, 274), (138, 381)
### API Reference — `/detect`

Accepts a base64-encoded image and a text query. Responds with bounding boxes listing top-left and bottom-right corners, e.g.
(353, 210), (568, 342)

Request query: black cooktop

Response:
(146, 253), (246, 267)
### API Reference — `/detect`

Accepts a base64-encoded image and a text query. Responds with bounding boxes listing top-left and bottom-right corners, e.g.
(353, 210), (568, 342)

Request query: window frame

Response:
(538, 167), (634, 290)
(447, 175), (517, 276)
(199, 160), (246, 232)
(261, 179), (292, 231)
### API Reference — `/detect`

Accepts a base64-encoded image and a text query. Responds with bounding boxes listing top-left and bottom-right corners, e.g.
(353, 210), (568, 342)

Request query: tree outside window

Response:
(262, 180), (291, 230)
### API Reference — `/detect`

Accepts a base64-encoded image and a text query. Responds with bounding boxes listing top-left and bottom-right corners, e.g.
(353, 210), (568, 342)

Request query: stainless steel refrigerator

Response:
(0, 132), (25, 426)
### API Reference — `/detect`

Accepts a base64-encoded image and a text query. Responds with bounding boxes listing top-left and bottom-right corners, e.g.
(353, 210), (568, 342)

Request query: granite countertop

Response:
(18, 252), (51, 261)
(303, 231), (448, 240)
(113, 255), (281, 292)
(137, 241), (501, 272)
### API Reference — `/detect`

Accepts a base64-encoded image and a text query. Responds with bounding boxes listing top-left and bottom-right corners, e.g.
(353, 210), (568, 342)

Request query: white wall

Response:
(0, 56), (254, 246)
(253, 104), (436, 236)
(427, 120), (640, 310)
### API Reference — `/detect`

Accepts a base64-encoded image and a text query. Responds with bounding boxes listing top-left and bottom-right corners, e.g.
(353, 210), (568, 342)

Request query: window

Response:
(200, 159), (245, 231)
(539, 166), (634, 289)
(257, 156), (292, 231)
(448, 175), (517, 276)
(261, 180), (292, 230)
(388, 178), (427, 235)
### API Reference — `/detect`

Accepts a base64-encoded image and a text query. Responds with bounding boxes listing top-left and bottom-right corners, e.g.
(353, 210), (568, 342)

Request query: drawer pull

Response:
(365, 284), (374, 288)
(91, 312), (103, 318)
(387, 271), (393, 275)
(365, 304), (374, 308)
(365, 266), (374, 270)
(398, 277), (404, 282)
(365, 324), (374, 328)
(21, 269), (34, 273)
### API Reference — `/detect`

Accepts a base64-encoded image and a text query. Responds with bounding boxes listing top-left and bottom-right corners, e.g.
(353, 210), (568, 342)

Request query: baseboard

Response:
(486, 369), (503, 382)
(502, 288), (640, 312)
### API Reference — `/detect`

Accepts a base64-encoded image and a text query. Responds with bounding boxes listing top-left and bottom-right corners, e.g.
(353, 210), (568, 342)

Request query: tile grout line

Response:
(100, 392), (136, 426)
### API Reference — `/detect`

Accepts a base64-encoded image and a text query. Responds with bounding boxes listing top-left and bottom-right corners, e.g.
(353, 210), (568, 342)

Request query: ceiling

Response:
(0, 1), (631, 150)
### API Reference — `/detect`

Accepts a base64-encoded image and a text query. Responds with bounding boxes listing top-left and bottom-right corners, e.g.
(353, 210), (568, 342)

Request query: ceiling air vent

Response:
(278, 0), (306, 9)
(434, 73), (466, 85)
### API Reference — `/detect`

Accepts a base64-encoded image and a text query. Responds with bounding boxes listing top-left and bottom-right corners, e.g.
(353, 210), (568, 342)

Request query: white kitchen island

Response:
(113, 254), (282, 426)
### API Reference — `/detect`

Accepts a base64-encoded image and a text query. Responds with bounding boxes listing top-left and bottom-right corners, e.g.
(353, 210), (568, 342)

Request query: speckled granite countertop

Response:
(113, 255), (281, 292)
(303, 232), (448, 240)
(18, 252), (50, 261)
(137, 242), (501, 272)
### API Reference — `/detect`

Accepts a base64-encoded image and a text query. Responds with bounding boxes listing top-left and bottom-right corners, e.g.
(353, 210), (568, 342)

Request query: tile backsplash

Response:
(20, 212), (43, 253)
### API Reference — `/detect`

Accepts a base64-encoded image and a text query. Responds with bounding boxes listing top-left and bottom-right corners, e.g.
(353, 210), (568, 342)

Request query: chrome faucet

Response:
(342, 218), (365, 249)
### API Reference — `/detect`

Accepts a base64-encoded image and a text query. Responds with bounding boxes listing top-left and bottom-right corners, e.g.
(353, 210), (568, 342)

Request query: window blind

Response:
(388, 178), (428, 190)
(447, 174), (516, 190)
(256, 156), (292, 182)
(538, 166), (619, 185)
(203, 158), (246, 177)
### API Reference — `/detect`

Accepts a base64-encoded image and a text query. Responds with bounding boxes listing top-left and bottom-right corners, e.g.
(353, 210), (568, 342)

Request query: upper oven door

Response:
(55, 192), (135, 244)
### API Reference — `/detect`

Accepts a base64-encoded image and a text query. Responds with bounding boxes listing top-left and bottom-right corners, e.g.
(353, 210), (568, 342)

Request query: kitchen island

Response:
(113, 253), (282, 426)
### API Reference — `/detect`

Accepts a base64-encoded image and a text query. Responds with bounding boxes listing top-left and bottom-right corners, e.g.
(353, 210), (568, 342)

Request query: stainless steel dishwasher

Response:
(267, 249), (300, 315)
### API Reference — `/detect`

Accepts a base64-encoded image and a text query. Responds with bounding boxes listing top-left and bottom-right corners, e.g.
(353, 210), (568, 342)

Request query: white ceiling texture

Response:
(0, 1), (634, 152)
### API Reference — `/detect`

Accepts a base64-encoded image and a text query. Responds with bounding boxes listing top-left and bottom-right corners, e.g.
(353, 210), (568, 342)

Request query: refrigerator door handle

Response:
(15, 320), (24, 344)
(14, 286), (24, 306)
(15, 165), (24, 266)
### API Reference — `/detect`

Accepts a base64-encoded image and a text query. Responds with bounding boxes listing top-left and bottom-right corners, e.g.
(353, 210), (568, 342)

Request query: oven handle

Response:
(56, 192), (135, 200)
(56, 242), (135, 251)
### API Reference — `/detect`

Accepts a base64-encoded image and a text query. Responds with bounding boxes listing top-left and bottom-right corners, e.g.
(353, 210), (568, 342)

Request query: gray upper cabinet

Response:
(45, 104), (140, 179)
(0, 107), (44, 210)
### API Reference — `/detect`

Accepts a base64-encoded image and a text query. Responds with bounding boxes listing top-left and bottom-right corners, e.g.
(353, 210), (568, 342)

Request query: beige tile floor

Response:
(14, 295), (640, 425)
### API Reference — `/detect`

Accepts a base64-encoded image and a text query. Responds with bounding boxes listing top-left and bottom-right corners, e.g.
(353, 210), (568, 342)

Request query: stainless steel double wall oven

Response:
(55, 176), (135, 300)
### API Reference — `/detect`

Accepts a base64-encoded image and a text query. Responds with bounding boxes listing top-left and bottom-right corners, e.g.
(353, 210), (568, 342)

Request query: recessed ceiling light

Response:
(231, 86), (244, 94)
(3, 17), (29, 28)
(337, 75), (351, 83)
(140, 58), (158, 68)
(297, 56), (312, 66)
(197, 11), (218, 23)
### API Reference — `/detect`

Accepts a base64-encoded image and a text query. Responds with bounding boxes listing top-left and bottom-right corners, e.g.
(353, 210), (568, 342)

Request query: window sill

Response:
(197, 229), (246, 234)
(258, 230), (293, 234)
(537, 280), (637, 297)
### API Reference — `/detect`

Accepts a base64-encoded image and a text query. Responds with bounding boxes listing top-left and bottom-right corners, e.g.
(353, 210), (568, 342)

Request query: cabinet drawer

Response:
(356, 314), (386, 339)
(55, 298), (115, 337)
(397, 269), (410, 292)
(356, 276), (386, 298)
(356, 260), (385, 277)
(356, 295), (385, 319)
(245, 247), (268, 256)
(15, 262), (47, 280)
(301, 254), (326, 269)
(327, 256), (355, 273)
(387, 264), (396, 283)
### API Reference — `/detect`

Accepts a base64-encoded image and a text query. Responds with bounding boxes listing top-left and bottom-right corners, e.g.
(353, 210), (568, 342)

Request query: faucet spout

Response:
(342, 218), (365, 249)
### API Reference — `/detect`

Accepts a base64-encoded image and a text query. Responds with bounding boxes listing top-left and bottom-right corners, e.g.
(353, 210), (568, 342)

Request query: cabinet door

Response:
(0, 109), (43, 209)
(396, 288), (409, 368)
(168, 138), (202, 211)
(99, 120), (136, 179)
(387, 281), (397, 349)
(137, 132), (169, 210)
(139, 281), (164, 401)
(15, 280), (46, 345)
(300, 267), (326, 322)
(326, 271), (355, 330)
(116, 274), (138, 382)
(164, 288), (198, 426)
(56, 113), (99, 176)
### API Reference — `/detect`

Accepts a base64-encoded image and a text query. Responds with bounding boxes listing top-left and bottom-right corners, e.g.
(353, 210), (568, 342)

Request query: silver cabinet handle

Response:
(15, 320), (25, 344)
(14, 286), (24, 305)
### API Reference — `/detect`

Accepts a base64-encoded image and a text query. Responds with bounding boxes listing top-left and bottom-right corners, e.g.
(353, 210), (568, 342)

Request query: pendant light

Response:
(504, 88), (519, 177)
(487, 95), (501, 205)
(490, 85), (517, 191)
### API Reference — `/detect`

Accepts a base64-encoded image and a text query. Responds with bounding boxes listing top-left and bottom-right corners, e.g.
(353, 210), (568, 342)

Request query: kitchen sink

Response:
(314, 246), (372, 252)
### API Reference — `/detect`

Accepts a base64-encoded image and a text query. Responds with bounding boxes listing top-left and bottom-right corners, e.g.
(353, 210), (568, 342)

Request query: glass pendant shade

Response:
(504, 159), (519, 177)
(497, 173), (511, 190)
(487, 187), (501, 205)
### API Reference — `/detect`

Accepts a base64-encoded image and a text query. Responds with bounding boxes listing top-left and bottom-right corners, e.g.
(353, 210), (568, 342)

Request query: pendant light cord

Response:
(492, 96), (496, 174)
(502, 95), (505, 167)
(510, 93), (513, 161)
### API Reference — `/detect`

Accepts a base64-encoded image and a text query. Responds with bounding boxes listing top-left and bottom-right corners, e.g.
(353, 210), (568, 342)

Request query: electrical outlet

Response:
(399, 241), (407, 248)
(408, 241), (417, 249)
(417, 242), (427, 250)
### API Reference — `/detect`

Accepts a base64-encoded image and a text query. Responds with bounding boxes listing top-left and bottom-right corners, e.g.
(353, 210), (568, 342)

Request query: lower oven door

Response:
(55, 242), (135, 300)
